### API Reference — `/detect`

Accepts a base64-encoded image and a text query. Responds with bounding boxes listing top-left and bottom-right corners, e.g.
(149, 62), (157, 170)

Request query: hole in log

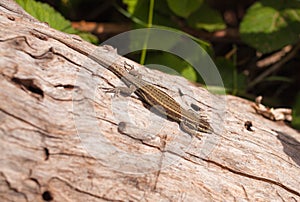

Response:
(54, 84), (76, 90)
(44, 147), (49, 160)
(12, 77), (44, 98)
(42, 191), (53, 201)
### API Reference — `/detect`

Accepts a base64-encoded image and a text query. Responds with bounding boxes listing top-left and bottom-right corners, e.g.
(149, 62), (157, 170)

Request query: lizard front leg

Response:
(101, 84), (137, 97)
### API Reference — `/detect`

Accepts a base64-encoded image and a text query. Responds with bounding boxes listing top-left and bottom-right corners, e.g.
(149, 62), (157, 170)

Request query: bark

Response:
(0, 1), (300, 201)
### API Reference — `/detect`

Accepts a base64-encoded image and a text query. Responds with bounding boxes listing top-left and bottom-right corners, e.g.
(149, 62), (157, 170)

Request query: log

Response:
(0, 1), (299, 201)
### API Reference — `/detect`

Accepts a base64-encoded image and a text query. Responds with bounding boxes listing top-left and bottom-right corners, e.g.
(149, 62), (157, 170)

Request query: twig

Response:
(248, 42), (300, 89)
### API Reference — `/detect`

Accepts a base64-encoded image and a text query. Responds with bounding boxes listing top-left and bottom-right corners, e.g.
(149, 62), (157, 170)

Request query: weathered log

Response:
(0, 1), (299, 201)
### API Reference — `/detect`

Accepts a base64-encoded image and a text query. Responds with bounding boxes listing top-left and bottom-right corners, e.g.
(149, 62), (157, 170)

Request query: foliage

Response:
(240, 0), (300, 53)
(214, 58), (246, 95)
(121, 0), (227, 84)
(166, 0), (203, 18)
(123, 0), (225, 32)
(15, 0), (98, 43)
(187, 2), (226, 32)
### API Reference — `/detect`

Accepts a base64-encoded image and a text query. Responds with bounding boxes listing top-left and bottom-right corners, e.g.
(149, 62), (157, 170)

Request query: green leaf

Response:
(240, 0), (300, 53)
(16, 0), (72, 31)
(187, 2), (226, 32)
(123, 0), (139, 14)
(15, 0), (98, 43)
(166, 0), (203, 18)
(181, 65), (198, 81)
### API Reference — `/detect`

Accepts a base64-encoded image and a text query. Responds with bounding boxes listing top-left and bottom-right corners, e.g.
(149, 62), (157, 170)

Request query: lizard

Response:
(33, 29), (214, 139)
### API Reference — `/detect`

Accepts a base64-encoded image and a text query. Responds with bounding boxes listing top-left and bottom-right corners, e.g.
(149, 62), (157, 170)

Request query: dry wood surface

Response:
(0, 1), (300, 201)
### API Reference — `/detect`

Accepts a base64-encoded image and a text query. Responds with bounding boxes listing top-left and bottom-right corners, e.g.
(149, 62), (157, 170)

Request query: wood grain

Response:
(0, 1), (299, 201)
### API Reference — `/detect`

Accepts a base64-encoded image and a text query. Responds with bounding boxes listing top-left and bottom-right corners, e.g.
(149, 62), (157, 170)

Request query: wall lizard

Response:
(34, 29), (214, 139)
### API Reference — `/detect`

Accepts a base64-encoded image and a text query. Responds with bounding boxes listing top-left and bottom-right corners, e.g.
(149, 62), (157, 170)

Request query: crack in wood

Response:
(48, 176), (124, 201)
(202, 158), (300, 197)
(0, 172), (29, 201)
(11, 77), (44, 99)
(0, 108), (49, 133)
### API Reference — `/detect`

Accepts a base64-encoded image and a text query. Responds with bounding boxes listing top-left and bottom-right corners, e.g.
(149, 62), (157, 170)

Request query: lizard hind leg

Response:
(180, 119), (203, 140)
